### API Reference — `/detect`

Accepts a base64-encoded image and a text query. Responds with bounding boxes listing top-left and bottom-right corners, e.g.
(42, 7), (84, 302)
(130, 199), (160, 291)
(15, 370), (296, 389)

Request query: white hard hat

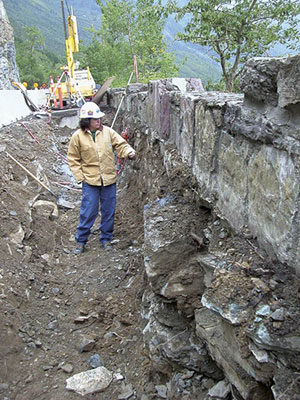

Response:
(79, 102), (105, 119)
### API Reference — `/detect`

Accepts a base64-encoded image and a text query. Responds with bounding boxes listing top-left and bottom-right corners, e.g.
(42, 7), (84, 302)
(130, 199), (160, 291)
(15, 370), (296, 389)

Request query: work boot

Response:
(73, 243), (85, 255)
(101, 241), (112, 251)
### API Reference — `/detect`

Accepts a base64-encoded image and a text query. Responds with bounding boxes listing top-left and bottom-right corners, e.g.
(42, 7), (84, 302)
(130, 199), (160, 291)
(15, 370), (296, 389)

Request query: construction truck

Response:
(49, 0), (96, 108)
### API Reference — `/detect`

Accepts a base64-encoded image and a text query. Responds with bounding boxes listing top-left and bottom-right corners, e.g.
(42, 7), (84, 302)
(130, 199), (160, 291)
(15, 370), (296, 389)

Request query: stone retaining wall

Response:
(108, 56), (300, 274)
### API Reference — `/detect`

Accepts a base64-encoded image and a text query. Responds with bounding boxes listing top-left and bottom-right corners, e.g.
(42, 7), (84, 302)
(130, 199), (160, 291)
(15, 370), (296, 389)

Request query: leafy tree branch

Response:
(79, 0), (178, 86)
(166, 0), (300, 91)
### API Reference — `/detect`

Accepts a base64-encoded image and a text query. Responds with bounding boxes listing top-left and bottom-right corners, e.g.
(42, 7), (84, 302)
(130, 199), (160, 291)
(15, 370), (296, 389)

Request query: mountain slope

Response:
(2, 0), (101, 54)
(3, 0), (221, 84)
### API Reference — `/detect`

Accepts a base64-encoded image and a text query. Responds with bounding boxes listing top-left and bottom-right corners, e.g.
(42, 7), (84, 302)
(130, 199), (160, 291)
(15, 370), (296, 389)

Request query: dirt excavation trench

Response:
(0, 111), (150, 400)
(1, 108), (300, 400)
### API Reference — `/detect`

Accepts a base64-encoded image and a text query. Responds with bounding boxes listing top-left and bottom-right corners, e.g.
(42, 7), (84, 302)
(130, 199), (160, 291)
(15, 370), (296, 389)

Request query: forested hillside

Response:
(2, 0), (221, 84)
(2, 0), (101, 54)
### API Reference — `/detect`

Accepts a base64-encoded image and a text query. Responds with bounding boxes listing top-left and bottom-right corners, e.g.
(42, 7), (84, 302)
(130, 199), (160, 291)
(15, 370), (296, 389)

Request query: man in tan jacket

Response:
(67, 102), (136, 254)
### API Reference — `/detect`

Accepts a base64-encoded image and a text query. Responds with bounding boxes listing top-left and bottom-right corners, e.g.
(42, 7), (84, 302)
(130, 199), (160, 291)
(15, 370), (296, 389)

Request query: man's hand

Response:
(128, 151), (136, 160)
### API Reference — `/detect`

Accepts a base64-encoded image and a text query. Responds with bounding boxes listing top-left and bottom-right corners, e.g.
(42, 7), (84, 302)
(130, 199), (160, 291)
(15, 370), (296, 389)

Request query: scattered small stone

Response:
(0, 383), (9, 390)
(74, 315), (89, 323)
(114, 372), (124, 381)
(61, 364), (74, 374)
(88, 354), (104, 369)
(57, 198), (75, 209)
(76, 335), (96, 353)
(47, 320), (59, 330)
(219, 231), (227, 239)
(118, 384), (134, 399)
(195, 374), (203, 381)
(202, 378), (215, 390)
(43, 365), (53, 371)
(52, 288), (60, 295)
(155, 384), (168, 398)
(270, 308), (285, 321)
(249, 343), (269, 363)
(269, 279), (278, 289)
(25, 375), (33, 383)
(104, 332), (115, 339)
(208, 380), (231, 399)
(177, 378), (186, 389)
(256, 305), (270, 317)
(41, 254), (51, 264)
(181, 370), (195, 380)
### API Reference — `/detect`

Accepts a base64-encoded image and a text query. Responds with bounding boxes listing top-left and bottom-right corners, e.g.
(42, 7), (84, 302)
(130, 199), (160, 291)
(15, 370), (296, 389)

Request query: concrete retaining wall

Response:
(0, 89), (48, 128)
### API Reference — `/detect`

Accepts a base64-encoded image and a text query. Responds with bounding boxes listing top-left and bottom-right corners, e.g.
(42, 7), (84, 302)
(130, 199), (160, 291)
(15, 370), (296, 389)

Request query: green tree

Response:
(133, 0), (179, 80)
(78, 0), (133, 86)
(79, 0), (178, 86)
(168, 0), (300, 91)
(15, 26), (61, 87)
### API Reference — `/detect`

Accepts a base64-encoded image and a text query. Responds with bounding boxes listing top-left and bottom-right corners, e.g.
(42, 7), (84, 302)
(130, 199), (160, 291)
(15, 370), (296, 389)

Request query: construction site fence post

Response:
(111, 71), (134, 130)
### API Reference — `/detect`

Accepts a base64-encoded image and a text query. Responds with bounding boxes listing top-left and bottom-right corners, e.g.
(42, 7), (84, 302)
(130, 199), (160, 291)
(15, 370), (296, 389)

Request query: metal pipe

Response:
(111, 71), (134, 129)
(19, 122), (40, 144)
(61, 0), (68, 41)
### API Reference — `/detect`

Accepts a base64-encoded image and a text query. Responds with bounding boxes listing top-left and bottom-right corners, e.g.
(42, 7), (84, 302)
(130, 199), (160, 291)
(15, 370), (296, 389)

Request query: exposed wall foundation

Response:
(108, 57), (300, 399)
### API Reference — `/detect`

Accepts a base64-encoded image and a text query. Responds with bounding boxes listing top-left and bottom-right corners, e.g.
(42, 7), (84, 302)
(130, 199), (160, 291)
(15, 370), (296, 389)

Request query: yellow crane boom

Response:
(54, 0), (95, 106)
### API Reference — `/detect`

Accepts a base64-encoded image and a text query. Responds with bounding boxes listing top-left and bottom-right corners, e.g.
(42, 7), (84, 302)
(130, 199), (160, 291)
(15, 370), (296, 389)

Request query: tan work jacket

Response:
(67, 126), (134, 186)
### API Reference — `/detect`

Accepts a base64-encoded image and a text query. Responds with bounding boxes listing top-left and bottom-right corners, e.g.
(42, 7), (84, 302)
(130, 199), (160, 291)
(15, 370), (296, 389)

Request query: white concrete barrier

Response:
(27, 89), (49, 108)
(0, 89), (49, 128)
(0, 90), (31, 127)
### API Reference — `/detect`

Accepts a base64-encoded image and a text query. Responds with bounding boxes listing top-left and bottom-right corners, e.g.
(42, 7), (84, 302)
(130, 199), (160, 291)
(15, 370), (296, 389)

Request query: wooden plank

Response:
(92, 76), (115, 105)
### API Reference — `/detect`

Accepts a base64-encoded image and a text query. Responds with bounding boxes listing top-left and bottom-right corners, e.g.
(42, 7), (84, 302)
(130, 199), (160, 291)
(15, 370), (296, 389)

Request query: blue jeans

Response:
(75, 182), (116, 245)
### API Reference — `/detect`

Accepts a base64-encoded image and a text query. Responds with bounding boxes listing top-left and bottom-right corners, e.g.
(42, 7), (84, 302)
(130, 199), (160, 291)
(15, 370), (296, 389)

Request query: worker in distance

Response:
(67, 102), (136, 254)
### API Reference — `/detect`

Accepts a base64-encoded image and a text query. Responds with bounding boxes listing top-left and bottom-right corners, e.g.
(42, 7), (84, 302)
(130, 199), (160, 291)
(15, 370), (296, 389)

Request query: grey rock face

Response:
(142, 290), (223, 379)
(99, 57), (300, 399)
(240, 55), (300, 108)
(143, 197), (204, 299)
(277, 55), (300, 108)
(240, 57), (280, 106)
(0, 0), (20, 89)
